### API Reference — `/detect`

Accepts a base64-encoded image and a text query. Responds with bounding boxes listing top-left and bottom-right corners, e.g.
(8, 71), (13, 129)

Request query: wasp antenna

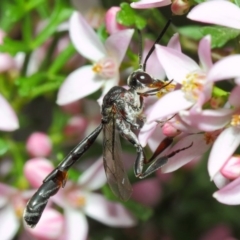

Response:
(137, 29), (143, 70)
(143, 19), (172, 72)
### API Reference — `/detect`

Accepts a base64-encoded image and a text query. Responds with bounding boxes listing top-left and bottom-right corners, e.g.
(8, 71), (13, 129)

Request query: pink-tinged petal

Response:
(167, 33), (181, 52)
(180, 108), (233, 132)
(221, 156), (240, 180)
(208, 127), (240, 180)
(213, 177), (240, 205)
(57, 66), (104, 105)
(0, 94), (19, 131)
(229, 85), (240, 108)
(0, 54), (16, 72)
(105, 29), (134, 66)
(78, 158), (106, 190)
(26, 208), (64, 240)
(162, 134), (210, 173)
(143, 39), (165, 79)
(235, 77), (240, 85)
(0, 204), (19, 240)
(65, 207), (88, 240)
(69, 12), (106, 62)
(213, 172), (230, 189)
(207, 55), (240, 82)
(187, 1), (240, 30)
(132, 178), (161, 207)
(24, 158), (54, 188)
(105, 7), (127, 34)
(198, 35), (212, 72)
(147, 90), (193, 122)
(138, 121), (158, 147)
(84, 193), (136, 227)
(155, 45), (200, 84)
(200, 224), (233, 240)
(147, 126), (166, 152)
(131, 0), (171, 9)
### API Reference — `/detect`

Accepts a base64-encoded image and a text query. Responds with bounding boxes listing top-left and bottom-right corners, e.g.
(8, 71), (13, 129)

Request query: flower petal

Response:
(56, 66), (104, 105)
(24, 158), (54, 188)
(207, 55), (240, 82)
(208, 127), (240, 180)
(180, 108), (233, 132)
(0, 204), (19, 240)
(131, 0), (171, 9)
(84, 193), (136, 227)
(187, 1), (240, 30)
(147, 90), (193, 122)
(228, 85), (240, 108)
(26, 208), (64, 240)
(155, 45), (200, 83)
(65, 207), (88, 240)
(213, 172), (230, 189)
(70, 12), (106, 61)
(138, 121), (158, 147)
(0, 94), (19, 131)
(198, 35), (212, 71)
(167, 33), (181, 52)
(78, 158), (106, 190)
(213, 177), (240, 205)
(162, 134), (210, 173)
(105, 29), (134, 66)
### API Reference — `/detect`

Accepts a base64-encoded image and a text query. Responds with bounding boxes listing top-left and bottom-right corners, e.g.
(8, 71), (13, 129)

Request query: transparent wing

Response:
(103, 116), (132, 201)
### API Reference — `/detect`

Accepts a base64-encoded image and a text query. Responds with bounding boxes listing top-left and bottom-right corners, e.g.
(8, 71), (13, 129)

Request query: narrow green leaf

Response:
(0, 37), (29, 54)
(178, 25), (203, 40)
(234, 0), (240, 7)
(48, 43), (76, 74)
(201, 26), (240, 48)
(0, 139), (9, 156)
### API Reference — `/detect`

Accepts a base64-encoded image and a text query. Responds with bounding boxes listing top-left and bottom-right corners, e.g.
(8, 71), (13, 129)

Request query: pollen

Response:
(156, 82), (176, 98)
(68, 191), (86, 208)
(204, 130), (221, 144)
(231, 115), (240, 127)
(92, 57), (117, 78)
(181, 71), (206, 102)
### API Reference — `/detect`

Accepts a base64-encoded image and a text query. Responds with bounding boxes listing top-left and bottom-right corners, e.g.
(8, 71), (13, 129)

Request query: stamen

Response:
(92, 57), (117, 78)
(231, 115), (240, 127)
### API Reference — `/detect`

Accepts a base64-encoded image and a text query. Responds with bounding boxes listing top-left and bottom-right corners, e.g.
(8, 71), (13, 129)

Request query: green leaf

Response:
(234, 0), (240, 7)
(48, 43), (76, 74)
(0, 37), (29, 55)
(117, 3), (147, 30)
(0, 139), (9, 156)
(178, 25), (203, 40)
(201, 26), (240, 48)
(30, 5), (73, 49)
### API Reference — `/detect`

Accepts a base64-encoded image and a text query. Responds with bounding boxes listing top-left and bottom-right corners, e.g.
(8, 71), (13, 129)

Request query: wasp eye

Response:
(132, 72), (153, 84)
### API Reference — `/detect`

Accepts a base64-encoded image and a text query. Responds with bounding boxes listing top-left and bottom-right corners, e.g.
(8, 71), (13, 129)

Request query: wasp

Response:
(23, 20), (192, 227)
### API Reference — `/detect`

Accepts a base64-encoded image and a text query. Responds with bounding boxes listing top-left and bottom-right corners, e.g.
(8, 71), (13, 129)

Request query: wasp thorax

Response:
(92, 57), (117, 78)
(181, 70), (206, 102)
(128, 70), (153, 89)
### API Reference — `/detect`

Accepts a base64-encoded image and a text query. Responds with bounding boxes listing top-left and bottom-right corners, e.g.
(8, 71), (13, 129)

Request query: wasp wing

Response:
(103, 116), (132, 201)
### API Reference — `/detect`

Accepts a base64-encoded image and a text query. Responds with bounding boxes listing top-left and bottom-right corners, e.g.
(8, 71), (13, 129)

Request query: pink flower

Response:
(187, 1), (240, 30)
(220, 156), (240, 180)
(26, 132), (52, 157)
(105, 7), (127, 34)
(171, 0), (191, 15)
(0, 94), (19, 131)
(27, 158), (136, 240)
(131, 0), (171, 9)
(57, 12), (134, 105)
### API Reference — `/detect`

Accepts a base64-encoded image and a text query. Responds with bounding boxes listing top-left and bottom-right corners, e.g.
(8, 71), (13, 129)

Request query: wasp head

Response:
(127, 69), (154, 91)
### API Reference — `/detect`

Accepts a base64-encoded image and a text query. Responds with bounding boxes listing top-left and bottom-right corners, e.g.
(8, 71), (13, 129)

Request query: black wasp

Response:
(23, 20), (192, 227)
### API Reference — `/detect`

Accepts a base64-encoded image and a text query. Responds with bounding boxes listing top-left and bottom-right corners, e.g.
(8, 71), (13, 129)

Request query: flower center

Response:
(12, 195), (25, 219)
(68, 190), (86, 208)
(156, 82), (176, 98)
(181, 71), (206, 102)
(204, 130), (221, 144)
(231, 115), (240, 128)
(92, 57), (117, 79)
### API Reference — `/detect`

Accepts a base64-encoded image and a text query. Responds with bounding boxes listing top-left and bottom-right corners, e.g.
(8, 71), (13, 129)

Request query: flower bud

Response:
(26, 132), (52, 157)
(105, 7), (126, 34)
(220, 155), (240, 180)
(162, 122), (180, 137)
(171, 0), (191, 15)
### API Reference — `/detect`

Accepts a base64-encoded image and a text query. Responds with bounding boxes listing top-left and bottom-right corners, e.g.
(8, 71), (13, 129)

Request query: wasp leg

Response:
(24, 124), (103, 227)
(116, 119), (146, 177)
(139, 142), (193, 179)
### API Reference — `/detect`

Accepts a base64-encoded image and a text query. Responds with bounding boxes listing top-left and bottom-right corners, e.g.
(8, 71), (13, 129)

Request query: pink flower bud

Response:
(24, 158), (54, 188)
(105, 7), (127, 34)
(26, 132), (52, 157)
(26, 208), (64, 240)
(171, 0), (191, 15)
(220, 155), (240, 180)
(162, 122), (180, 137)
(64, 115), (88, 138)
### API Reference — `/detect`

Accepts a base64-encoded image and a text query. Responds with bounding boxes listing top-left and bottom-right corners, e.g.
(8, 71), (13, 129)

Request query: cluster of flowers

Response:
(1, 0), (240, 239)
